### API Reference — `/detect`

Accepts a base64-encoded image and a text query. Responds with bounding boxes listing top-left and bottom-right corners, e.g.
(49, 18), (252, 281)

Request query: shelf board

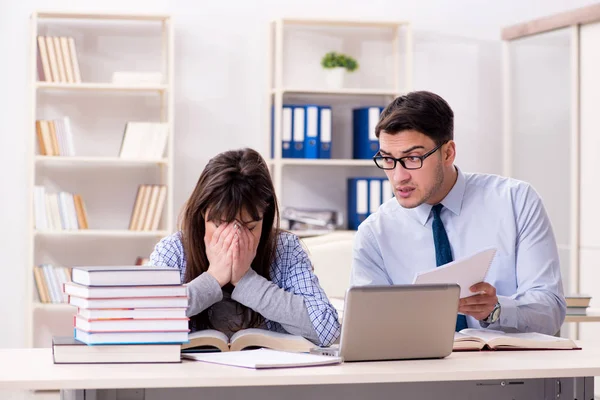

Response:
(35, 82), (168, 92)
(279, 18), (407, 29)
(33, 302), (73, 311)
(274, 159), (375, 167)
(35, 156), (168, 167)
(34, 230), (168, 238)
(272, 88), (398, 96)
(35, 11), (170, 22)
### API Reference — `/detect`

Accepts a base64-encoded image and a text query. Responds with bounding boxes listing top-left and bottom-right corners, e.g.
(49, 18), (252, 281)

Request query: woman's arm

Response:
(149, 233), (223, 317)
(231, 233), (341, 346)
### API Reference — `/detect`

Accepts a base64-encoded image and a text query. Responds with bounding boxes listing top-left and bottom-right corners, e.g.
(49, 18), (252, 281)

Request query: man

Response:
(350, 91), (566, 335)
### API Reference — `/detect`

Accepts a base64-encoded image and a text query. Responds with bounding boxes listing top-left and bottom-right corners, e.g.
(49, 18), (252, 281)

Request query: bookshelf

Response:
(267, 18), (412, 230)
(27, 11), (174, 348)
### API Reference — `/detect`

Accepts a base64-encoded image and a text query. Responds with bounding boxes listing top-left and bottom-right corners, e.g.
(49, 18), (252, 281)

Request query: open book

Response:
(181, 328), (316, 353)
(454, 329), (579, 351)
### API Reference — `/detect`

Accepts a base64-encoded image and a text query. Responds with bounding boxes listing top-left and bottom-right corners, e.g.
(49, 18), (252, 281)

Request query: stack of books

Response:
(53, 266), (189, 364)
(566, 294), (592, 316)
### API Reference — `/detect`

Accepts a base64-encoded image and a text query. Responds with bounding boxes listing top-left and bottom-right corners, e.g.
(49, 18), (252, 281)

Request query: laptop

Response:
(313, 284), (460, 362)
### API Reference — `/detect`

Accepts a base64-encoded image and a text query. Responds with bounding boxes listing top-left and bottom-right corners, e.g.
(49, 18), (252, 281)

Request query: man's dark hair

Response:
(375, 91), (454, 145)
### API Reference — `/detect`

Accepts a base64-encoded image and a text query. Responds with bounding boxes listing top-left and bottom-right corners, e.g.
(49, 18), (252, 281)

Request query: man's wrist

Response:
(483, 302), (501, 324)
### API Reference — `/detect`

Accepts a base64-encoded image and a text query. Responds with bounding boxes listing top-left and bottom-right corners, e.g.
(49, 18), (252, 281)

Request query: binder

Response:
(382, 179), (394, 201)
(319, 106), (332, 159)
(292, 106), (305, 158)
(353, 107), (382, 159)
(347, 178), (369, 230)
(369, 179), (382, 215)
(304, 105), (319, 159)
(282, 106), (293, 158)
(270, 105), (294, 158)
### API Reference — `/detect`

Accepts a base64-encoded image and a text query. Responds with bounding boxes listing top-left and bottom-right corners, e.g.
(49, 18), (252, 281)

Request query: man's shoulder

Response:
(464, 172), (535, 197)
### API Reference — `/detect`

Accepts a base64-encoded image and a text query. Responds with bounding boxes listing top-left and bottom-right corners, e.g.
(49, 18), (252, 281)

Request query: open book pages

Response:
(182, 348), (342, 369)
(182, 328), (317, 353)
(453, 329), (578, 351)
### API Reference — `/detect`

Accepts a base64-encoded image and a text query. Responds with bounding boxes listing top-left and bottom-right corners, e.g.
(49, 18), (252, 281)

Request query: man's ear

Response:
(443, 140), (456, 165)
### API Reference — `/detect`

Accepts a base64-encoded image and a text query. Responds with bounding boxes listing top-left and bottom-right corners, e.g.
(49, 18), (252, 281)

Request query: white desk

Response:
(1, 347), (599, 400)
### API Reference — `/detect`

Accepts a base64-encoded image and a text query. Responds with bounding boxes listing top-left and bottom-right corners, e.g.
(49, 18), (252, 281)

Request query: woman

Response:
(149, 148), (340, 346)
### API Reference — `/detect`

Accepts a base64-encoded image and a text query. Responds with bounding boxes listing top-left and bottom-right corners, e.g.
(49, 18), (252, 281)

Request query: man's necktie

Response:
(432, 204), (468, 331)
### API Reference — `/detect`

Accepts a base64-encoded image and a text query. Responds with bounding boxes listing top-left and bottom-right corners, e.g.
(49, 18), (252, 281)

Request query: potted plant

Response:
(321, 51), (359, 89)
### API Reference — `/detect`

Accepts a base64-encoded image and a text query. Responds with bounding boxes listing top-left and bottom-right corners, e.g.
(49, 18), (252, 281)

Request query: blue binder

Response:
(353, 107), (383, 159)
(304, 105), (319, 159)
(347, 178), (370, 230)
(292, 106), (305, 158)
(318, 106), (332, 159)
(271, 105), (294, 158)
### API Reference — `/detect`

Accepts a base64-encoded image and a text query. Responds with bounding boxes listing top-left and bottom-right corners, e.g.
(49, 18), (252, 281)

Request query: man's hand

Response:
(205, 223), (236, 287)
(458, 282), (498, 321)
(231, 223), (257, 286)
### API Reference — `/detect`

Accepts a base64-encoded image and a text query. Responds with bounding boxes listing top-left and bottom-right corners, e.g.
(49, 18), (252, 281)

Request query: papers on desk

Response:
(412, 248), (497, 298)
(182, 348), (343, 369)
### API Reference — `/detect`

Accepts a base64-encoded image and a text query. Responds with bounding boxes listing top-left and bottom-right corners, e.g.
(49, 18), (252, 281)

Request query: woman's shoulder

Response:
(275, 230), (303, 252)
(152, 231), (185, 260)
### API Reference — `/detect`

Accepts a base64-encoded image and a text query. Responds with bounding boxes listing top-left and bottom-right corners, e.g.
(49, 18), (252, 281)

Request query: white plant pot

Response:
(324, 67), (346, 89)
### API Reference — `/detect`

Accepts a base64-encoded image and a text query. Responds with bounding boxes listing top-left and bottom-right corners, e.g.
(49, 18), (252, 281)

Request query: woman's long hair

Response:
(180, 148), (280, 331)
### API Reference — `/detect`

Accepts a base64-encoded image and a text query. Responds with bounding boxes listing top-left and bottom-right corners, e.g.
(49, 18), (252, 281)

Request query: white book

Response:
(151, 123), (169, 159)
(183, 348), (342, 369)
(78, 307), (187, 320)
(71, 265), (181, 286)
(412, 248), (497, 298)
(34, 186), (47, 230)
(75, 315), (189, 333)
(63, 117), (76, 156)
(75, 329), (188, 345)
(64, 281), (187, 299)
(69, 296), (188, 309)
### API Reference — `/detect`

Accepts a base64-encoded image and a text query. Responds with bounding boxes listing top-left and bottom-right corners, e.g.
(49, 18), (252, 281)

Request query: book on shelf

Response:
(182, 348), (341, 369)
(37, 36), (81, 83)
(34, 265), (72, 304)
(64, 281), (187, 298)
(34, 187), (89, 231)
(52, 336), (181, 364)
(566, 294), (592, 308)
(567, 307), (588, 316)
(71, 266), (180, 286)
(119, 122), (169, 160)
(453, 329), (579, 351)
(128, 184), (167, 231)
(134, 256), (150, 266)
(181, 328), (316, 353)
(35, 118), (75, 156)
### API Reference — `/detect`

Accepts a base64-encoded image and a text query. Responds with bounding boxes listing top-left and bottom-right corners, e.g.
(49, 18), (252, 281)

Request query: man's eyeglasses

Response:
(373, 142), (447, 170)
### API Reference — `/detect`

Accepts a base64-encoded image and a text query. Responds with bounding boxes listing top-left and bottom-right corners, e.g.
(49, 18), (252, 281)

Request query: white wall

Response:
(0, 0), (597, 348)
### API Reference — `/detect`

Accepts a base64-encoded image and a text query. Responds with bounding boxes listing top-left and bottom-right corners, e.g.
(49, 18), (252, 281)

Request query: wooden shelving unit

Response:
(26, 11), (174, 348)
